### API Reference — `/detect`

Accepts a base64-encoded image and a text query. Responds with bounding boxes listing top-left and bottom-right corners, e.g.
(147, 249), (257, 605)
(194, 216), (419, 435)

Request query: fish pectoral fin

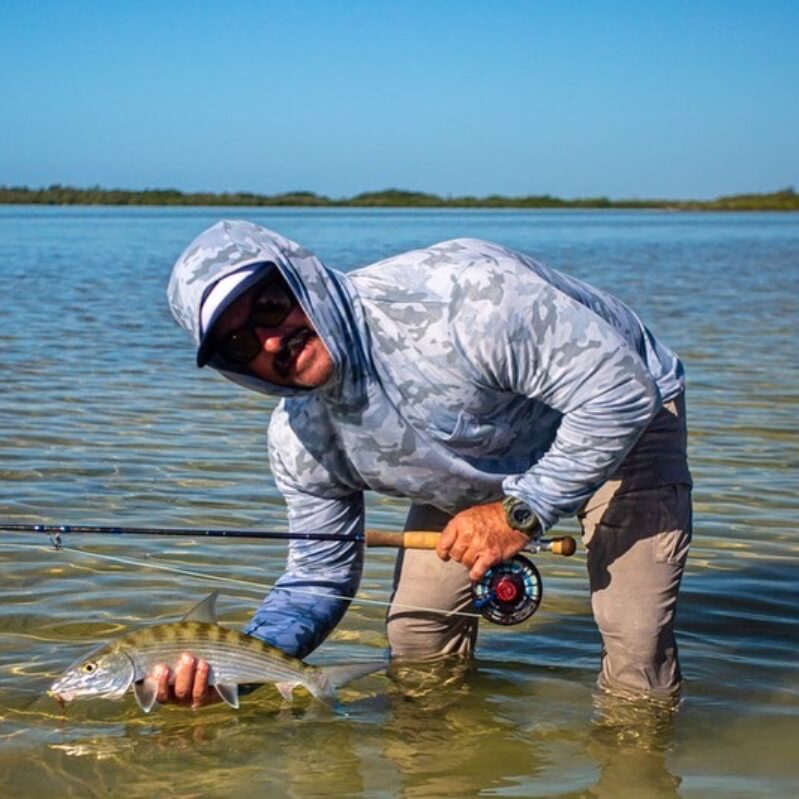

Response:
(275, 682), (295, 702)
(214, 682), (240, 709)
(133, 680), (159, 713)
(182, 590), (220, 624)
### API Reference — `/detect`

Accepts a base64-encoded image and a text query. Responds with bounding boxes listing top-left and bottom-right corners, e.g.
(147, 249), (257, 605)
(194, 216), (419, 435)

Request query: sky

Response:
(1, 0), (797, 199)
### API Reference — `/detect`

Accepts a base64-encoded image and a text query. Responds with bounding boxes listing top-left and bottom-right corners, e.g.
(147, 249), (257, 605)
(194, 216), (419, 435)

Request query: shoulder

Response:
(347, 238), (538, 305)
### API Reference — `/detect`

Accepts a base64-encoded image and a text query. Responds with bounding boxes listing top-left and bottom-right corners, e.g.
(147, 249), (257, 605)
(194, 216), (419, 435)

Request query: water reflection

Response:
(3, 696), (380, 797)
(382, 658), (686, 798)
(1, 656), (688, 798)
(586, 690), (682, 799)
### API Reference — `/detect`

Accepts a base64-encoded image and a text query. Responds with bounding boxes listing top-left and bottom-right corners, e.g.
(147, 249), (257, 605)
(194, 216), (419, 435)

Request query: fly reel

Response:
(471, 554), (542, 625)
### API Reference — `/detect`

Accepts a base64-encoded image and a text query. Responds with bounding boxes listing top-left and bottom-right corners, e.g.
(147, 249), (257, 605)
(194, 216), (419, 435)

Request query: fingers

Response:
(152, 663), (171, 704)
(457, 545), (502, 581)
(171, 652), (195, 701)
(148, 653), (213, 709)
(192, 659), (211, 709)
(438, 503), (502, 563)
(436, 524), (458, 560)
(437, 504), (530, 581)
(470, 552), (499, 583)
(438, 519), (490, 569)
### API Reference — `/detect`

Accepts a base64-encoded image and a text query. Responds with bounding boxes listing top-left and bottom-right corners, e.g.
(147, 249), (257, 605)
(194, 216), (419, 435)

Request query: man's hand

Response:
(145, 652), (219, 709)
(436, 501), (530, 581)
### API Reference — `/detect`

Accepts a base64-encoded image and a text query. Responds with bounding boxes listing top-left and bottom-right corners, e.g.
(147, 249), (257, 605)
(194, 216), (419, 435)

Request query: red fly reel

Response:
(471, 554), (543, 625)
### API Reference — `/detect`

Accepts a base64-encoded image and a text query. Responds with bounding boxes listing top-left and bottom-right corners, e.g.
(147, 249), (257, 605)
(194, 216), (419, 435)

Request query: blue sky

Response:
(1, 1), (796, 199)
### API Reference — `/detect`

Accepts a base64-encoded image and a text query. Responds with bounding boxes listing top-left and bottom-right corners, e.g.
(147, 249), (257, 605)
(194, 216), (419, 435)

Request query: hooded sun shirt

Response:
(167, 220), (688, 658)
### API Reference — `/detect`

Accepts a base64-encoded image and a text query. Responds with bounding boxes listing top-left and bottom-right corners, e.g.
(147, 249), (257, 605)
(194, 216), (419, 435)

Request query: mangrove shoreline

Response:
(1, 185), (797, 211)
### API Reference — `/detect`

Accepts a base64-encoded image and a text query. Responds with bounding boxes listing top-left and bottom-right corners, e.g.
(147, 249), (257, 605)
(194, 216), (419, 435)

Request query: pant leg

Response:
(579, 395), (692, 698)
(386, 504), (478, 660)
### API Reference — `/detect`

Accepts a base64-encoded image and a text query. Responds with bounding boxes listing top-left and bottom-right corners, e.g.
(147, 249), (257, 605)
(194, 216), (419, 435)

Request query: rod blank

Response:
(0, 522), (362, 543)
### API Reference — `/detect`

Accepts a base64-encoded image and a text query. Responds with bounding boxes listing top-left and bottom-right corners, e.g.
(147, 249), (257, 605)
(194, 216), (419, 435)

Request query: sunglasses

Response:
(215, 279), (297, 364)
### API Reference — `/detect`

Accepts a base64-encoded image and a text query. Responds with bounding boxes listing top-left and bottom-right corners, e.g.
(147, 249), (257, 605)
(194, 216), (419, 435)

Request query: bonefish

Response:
(49, 591), (384, 712)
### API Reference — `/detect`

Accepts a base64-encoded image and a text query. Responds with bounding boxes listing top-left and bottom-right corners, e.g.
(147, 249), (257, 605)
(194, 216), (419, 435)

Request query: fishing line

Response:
(0, 541), (482, 620)
(1, 521), (576, 625)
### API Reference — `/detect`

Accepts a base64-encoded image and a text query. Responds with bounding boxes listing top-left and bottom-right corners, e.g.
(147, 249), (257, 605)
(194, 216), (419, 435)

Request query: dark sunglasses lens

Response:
(250, 284), (294, 328)
(220, 330), (262, 364)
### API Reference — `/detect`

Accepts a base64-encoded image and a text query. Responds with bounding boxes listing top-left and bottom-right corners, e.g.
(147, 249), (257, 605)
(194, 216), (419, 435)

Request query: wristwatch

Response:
(501, 495), (541, 537)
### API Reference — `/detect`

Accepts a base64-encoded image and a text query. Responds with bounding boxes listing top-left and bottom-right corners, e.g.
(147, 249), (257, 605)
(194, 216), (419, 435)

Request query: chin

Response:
(295, 339), (335, 388)
(296, 362), (335, 388)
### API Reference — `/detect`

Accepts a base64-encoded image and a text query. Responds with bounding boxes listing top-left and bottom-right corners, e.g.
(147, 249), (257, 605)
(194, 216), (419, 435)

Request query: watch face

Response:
(511, 505), (534, 526)
(504, 497), (536, 531)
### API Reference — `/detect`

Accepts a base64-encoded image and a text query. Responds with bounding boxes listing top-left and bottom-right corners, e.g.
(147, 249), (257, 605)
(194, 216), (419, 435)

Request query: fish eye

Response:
(82, 662), (97, 674)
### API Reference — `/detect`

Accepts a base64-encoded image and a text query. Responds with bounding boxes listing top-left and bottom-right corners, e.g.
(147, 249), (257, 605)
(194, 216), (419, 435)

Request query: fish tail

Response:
(302, 661), (385, 709)
(306, 672), (338, 710)
(319, 661), (385, 689)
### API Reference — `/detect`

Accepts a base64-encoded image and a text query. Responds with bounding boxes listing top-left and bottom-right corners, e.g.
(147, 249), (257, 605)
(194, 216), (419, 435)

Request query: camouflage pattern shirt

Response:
(168, 221), (684, 657)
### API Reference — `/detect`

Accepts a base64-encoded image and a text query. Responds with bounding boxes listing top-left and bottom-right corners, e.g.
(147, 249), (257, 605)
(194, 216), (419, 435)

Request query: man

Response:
(159, 219), (691, 708)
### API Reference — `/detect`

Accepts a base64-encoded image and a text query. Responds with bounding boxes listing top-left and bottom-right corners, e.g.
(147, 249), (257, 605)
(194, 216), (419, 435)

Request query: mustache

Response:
(274, 328), (313, 377)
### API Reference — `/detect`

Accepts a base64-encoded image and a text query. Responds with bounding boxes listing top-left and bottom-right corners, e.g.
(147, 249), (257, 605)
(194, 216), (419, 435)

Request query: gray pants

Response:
(386, 395), (692, 698)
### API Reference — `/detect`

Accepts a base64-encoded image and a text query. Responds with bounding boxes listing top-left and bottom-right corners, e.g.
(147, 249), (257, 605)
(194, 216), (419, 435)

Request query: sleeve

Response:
(451, 259), (661, 530)
(244, 410), (365, 659)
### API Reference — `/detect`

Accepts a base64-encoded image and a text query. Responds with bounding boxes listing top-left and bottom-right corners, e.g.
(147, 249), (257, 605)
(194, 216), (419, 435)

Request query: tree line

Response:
(0, 184), (797, 211)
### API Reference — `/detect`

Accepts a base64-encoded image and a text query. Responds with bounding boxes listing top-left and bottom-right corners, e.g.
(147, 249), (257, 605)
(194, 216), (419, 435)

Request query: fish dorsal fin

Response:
(181, 591), (220, 624)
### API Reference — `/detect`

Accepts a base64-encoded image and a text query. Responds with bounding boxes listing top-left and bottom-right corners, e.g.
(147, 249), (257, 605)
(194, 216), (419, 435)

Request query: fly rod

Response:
(0, 522), (576, 555)
(0, 522), (577, 626)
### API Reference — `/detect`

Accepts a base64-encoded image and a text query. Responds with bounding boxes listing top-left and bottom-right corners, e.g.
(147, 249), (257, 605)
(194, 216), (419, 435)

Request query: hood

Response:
(167, 220), (370, 404)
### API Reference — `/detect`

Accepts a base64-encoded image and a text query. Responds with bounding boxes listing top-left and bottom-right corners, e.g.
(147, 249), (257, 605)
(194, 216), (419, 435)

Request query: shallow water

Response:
(0, 207), (797, 797)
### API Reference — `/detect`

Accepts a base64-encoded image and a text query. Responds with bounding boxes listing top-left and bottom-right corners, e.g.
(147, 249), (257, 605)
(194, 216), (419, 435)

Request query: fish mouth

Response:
(48, 688), (74, 704)
(274, 328), (314, 377)
(48, 685), (127, 703)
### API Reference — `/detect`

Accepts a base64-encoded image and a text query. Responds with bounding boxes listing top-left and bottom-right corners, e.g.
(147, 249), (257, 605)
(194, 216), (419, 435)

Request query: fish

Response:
(49, 591), (384, 713)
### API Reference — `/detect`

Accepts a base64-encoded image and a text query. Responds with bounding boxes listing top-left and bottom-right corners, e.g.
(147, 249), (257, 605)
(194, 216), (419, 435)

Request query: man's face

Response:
(210, 278), (335, 388)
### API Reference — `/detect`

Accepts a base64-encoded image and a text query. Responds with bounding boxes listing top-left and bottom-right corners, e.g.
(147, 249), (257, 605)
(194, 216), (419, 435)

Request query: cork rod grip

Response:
(365, 529), (441, 550)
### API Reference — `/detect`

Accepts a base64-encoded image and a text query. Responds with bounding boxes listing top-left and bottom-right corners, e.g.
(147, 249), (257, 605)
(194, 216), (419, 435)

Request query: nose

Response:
(255, 327), (288, 354)
(253, 306), (307, 354)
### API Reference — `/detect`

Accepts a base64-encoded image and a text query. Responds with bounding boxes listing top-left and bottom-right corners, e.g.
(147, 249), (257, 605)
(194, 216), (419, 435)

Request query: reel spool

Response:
(471, 554), (542, 625)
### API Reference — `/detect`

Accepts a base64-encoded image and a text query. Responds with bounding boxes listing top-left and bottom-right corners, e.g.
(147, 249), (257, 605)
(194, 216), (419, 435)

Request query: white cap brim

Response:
(196, 263), (273, 367)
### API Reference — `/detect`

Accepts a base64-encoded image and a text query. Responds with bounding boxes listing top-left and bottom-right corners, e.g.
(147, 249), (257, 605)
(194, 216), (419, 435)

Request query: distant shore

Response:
(1, 185), (797, 211)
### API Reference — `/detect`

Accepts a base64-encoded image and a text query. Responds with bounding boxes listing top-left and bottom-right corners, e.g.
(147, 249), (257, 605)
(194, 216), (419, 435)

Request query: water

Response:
(0, 207), (797, 797)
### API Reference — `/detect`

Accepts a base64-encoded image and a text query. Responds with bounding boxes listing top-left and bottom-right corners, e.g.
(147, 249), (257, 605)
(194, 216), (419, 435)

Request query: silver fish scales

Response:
(49, 591), (383, 713)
